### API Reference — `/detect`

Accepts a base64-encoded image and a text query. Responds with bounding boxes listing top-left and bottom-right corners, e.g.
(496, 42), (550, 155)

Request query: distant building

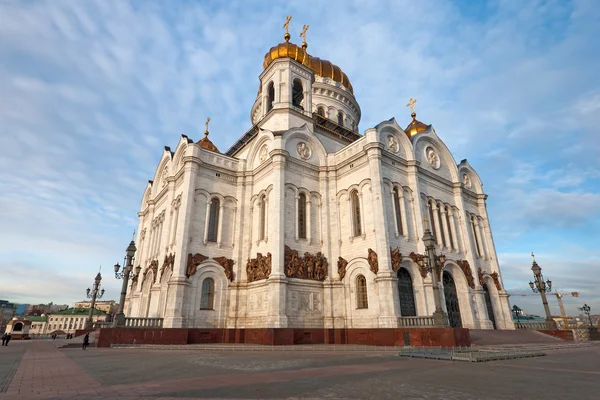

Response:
(74, 300), (118, 316)
(25, 303), (69, 316)
(29, 308), (109, 335)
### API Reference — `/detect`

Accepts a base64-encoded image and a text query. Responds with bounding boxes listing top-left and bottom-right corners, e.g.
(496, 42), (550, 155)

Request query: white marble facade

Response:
(125, 35), (515, 331)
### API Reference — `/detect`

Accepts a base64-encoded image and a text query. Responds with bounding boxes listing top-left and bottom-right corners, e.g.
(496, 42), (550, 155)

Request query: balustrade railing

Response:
(398, 316), (436, 327)
(515, 321), (555, 330)
(124, 317), (164, 328)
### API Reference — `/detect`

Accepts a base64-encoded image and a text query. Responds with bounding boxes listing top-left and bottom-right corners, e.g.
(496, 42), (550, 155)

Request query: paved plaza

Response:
(0, 341), (599, 399)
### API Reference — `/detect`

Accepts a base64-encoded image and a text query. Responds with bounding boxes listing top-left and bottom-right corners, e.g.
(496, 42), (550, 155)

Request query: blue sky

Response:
(1, 0), (598, 318)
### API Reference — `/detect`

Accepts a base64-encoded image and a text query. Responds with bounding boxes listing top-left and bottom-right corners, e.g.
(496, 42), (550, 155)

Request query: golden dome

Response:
(263, 39), (354, 94)
(405, 112), (430, 137)
(198, 136), (219, 153)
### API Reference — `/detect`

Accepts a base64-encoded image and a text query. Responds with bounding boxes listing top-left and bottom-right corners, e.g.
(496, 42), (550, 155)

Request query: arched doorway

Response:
(397, 268), (416, 316)
(443, 271), (462, 328)
(483, 284), (497, 329)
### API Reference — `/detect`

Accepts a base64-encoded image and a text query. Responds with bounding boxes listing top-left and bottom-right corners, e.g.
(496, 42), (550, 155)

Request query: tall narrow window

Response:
(445, 206), (454, 249)
(337, 111), (344, 126)
(200, 278), (215, 310)
(472, 217), (482, 257)
(259, 195), (266, 241)
(292, 79), (304, 109)
(393, 188), (403, 235)
(267, 82), (275, 112)
(207, 198), (220, 242)
(298, 193), (307, 239)
(437, 203), (446, 247)
(317, 107), (325, 116)
(351, 190), (362, 237)
(428, 201), (437, 241)
(356, 275), (368, 309)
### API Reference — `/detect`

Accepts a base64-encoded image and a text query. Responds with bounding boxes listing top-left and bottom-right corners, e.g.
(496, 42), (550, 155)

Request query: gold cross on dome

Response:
(132, 229), (136, 241)
(300, 24), (309, 42)
(406, 98), (417, 114)
(205, 117), (210, 136)
(531, 252), (535, 261)
(423, 216), (429, 230)
(283, 16), (292, 34)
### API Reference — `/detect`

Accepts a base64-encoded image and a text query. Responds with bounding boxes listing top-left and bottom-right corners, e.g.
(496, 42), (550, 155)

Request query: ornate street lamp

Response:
(528, 253), (556, 329)
(84, 270), (104, 330)
(113, 232), (138, 327)
(582, 304), (592, 328)
(417, 217), (449, 327)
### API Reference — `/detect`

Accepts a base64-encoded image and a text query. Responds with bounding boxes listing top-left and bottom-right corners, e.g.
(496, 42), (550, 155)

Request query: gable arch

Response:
(282, 124), (328, 166)
(247, 129), (275, 168)
(458, 160), (484, 195)
(412, 135), (460, 183)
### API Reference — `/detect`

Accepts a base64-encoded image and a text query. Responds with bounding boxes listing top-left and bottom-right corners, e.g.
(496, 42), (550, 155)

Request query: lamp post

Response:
(512, 305), (522, 324)
(84, 271), (104, 330)
(582, 304), (592, 328)
(528, 253), (555, 329)
(416, 218), (449, 327)
(113, 233), (139, 327)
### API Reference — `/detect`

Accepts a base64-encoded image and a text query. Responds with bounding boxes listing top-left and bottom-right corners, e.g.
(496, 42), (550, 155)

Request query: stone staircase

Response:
(53, 332), (96, 349)
(470, 329), (565, 346)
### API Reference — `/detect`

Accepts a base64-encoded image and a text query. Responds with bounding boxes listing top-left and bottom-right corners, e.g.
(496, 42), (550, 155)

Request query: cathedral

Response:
(125, 23), (515, 332)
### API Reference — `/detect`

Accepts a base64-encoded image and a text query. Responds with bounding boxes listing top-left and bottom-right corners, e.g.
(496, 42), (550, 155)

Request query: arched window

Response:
(427, 200), (437, 241)
(356, 275), (368, 309)
(13, 322), (23, 332)
(259, 195), (266, 241)
(200, 278), (215, 310)
(298, 193), (307, 239)
(267, 81), (275, 112)
(351, 190), (362, 237)
(292, 79), (304, 109)
(317, 107), (325, 116)
(393, 188), (403, 236)
(207, 198), (220, 242)
(397, 268), (416, 316)
(337, 111), (344, 126)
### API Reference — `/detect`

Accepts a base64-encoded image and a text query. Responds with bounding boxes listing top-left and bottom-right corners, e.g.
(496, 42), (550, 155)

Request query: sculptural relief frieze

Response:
(390, 247), (402, 272)
(161, 253), (175, 277)
(213, 256), (235, 282)
(284, 245), (328, 281)
(457, 260), (475, 289)
(387, 135), (399, 153)
(186, 253), (208, 278)
(367, 248), (378, 274)
(296, 142), (312, 160)
(425, 146), (441, 169)
(490, 271), (502, 291)
(146, 259), (159, 283)
(337, 256), (348, 280)
(246, 252), (272, 283)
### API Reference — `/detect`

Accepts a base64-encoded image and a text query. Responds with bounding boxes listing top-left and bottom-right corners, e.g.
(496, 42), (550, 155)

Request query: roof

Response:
(27, 316), (48, 322)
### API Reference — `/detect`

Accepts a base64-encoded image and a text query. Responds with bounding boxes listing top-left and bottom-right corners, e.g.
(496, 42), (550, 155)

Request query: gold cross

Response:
(300, 24), (309, 42)
(423, 216), (429, 230)
(132, 229), (136, 241)
(406, 97), (417, 114)
(531, 252), (535, 261)
(283, 16), (292, 34)
(205, 117), (210, 136)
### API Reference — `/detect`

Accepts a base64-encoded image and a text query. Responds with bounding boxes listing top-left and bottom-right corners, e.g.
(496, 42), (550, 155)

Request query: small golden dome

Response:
(197, 118), (220, 153)
(263, 40), (354, 94)
(405, 112), (429, 137)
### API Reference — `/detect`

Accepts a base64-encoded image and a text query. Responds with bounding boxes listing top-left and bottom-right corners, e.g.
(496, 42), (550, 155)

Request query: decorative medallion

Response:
(337, 256), (348, 280)
(462, 173), (472, 188)
(213, 256), (235, 282)
(284, 245), (328, 281)
(390, 247), (403, 272)
(386, 135), (399, 153)
(186, 253), (208, 278)
(425, 146), (441, 169)
(161, 166), (168, 187)
(409, 252), (428, 278)
(259, 145), (268, 162)
(246, 252), (272, 283)
(367, 248), (378, 274)
(457, 260), (475, 289)
(296, 142), (312, 160)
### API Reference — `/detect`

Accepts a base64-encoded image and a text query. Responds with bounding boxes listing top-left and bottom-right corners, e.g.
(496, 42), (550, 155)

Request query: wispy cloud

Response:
(0, 0), (598, 317)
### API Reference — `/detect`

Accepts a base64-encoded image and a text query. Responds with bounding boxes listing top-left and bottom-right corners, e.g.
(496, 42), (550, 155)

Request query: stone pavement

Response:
(0, 340), (599, 399)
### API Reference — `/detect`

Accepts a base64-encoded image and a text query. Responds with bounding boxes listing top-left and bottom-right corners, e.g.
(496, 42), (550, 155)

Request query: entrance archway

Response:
(483, 284), (497, 329)
(443, 271), (462, 328)
(397, 268), (416, 316)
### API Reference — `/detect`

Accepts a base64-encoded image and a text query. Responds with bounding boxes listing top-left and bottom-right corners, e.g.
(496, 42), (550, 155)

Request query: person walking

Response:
(82, 333), (89, 350)
(1, 333), (6, 346)
(5, 333), (11, 346)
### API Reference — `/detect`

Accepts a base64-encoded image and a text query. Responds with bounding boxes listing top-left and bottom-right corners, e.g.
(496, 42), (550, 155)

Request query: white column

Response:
(347, 197), (353, 241)
(452, 208), (464, 253)
(203, 200), (212, 245)
(318, 200), (323, 246)
(358, 192), (366, 238)
(294, 195), (300, 241)
(171, 208), (180, 246)
(447, 208), (458, 252)
(217, 203), (225, 248)
(471, 215), (482, 258)
(390, 190), (399, 237)
(306, 195), (312, 244)
(231, 206), (237, 249)
(409, 196), (417, 240)
(477, 218), (489, 260)
(431, 201), (442, 247)
(400, 189), (409, 240)
(440, 205), (452, 252)
(264, 197), (269, 243)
